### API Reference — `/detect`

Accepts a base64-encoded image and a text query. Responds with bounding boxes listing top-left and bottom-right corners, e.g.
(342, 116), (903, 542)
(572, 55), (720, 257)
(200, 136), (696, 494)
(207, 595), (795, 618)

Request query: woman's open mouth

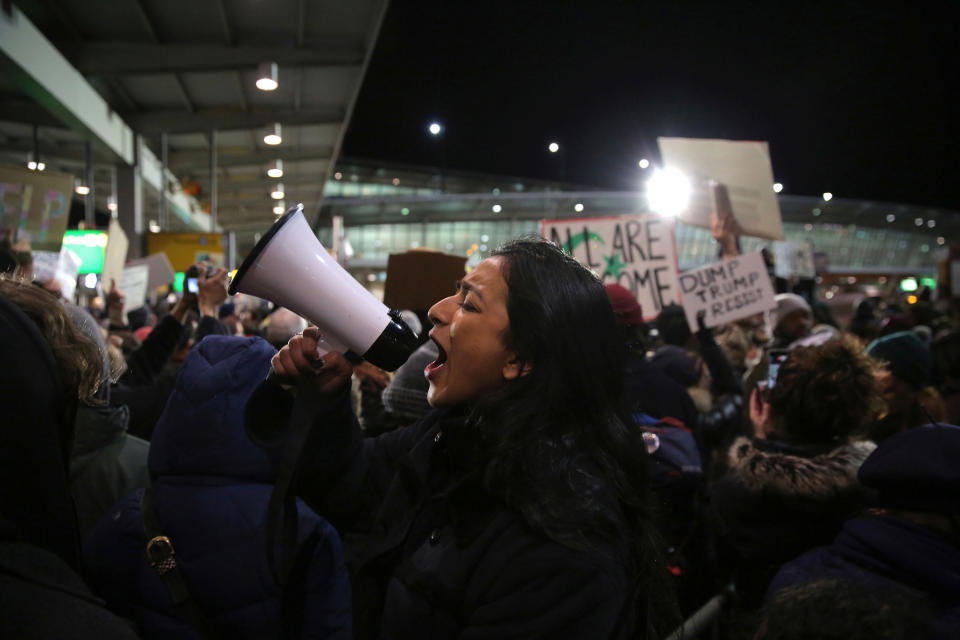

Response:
(424, 337), (448, 379)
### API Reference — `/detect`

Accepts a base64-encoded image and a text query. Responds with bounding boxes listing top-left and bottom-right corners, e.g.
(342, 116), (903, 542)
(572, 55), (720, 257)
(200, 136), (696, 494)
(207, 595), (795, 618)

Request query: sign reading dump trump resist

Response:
(678, 252), (776, 331)
(540, 214), (680, 320)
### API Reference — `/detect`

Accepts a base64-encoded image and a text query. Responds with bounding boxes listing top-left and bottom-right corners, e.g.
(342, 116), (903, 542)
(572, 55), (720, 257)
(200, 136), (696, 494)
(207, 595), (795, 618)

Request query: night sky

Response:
(343, 0), (958, 210)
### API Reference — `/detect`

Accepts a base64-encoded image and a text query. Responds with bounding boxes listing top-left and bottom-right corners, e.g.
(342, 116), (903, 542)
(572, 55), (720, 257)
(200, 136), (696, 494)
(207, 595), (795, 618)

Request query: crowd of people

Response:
(2, 232), (960, 639)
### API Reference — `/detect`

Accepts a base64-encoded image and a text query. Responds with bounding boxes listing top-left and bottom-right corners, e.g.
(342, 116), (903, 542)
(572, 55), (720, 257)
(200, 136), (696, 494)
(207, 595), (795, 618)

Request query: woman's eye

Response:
(458, 301), (478, 312)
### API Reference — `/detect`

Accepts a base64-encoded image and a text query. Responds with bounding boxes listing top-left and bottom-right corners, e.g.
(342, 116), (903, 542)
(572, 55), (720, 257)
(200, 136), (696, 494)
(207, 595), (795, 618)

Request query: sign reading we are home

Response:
(540, 214), (680, 320)
(678, 251), (776, 331)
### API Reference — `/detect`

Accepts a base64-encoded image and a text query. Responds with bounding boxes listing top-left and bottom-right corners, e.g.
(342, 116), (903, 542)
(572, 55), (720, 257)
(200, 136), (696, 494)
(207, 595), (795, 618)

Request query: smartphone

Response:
(768, 349), (789, 389)
(186, 277), (199, 294)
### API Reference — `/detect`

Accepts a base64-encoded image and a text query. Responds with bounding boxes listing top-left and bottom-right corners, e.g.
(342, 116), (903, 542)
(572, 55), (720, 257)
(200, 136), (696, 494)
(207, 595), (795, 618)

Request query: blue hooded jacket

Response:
(83, 335), (352, 639)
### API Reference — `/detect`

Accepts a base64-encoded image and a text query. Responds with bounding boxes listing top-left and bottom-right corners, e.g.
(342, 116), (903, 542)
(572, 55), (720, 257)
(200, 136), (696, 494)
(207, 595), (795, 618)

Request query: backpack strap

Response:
(140, 488), (219, 640)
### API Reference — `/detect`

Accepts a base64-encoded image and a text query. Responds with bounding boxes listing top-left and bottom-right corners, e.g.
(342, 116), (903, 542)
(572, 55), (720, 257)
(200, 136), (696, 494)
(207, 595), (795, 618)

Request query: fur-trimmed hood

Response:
(726, 437), (876, 498)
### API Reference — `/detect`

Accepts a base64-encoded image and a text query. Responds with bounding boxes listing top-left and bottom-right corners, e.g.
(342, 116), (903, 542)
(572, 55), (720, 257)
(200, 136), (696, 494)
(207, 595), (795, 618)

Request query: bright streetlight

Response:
(428, 122), (443, 136)
(646, 168), (691, 217)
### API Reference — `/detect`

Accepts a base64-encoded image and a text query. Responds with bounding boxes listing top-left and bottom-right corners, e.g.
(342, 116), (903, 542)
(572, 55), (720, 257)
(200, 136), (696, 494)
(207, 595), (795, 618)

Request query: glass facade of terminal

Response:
(318, 167), (948, 277)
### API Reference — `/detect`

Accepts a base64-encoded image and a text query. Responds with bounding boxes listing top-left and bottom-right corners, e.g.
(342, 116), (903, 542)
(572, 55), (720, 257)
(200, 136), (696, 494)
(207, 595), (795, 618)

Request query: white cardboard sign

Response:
(119, 264), (150, 310)
(101, 218), (129, 291)
(677, 252), (777, 330)
(657, 137), (785, 241)
(774, 240), (816, 279)
(31, 247), (81, 301)
(540, 214), (680, 320)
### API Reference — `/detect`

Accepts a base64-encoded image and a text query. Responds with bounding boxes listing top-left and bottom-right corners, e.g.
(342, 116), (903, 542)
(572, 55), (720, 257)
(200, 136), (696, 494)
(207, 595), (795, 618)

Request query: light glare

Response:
(492, 204), (502, 213)
(83, 273), (98, 289)
(773, 182), (783, 193)
(574, 203), (584, 212)
(548, 142), (559, 153)
(646, 168), (691, 217)
(428, 122), (442, 136)
(638, 159), (650, 169)
(822, 192), (833, 202)
(75, 185), (90, 195)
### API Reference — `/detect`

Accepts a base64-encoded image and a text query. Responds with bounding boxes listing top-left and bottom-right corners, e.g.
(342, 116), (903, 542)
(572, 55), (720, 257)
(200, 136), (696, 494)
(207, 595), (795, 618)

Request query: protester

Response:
(768, 293), (812, 349)
(767, 424), (960, 635)
(246, 239), (679, 638)
(0, 281), (139, 638)
(932, 331), (960, 424)
(110, 262), (230, 440)
(710, 337), (884, 609)
(264, 307), (308, 350)
(756, 578), (949, 640)
(64, 303), (150, 536)
(84, 335), (352, 639)
(866, 330), (941, 443)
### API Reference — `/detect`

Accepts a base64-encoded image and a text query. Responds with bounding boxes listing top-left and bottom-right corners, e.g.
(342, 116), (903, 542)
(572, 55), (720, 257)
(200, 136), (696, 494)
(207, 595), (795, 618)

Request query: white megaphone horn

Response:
(228, 205), (419, 371)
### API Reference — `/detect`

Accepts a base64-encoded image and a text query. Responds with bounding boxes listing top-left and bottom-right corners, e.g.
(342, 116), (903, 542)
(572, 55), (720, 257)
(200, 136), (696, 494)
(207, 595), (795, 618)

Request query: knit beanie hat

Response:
(858, 423), (960, 513)
(867, 330), (932, 389)
(651, 344), (700, 387)
(770, 293), (811, 330)
(604, 284), (644, 327)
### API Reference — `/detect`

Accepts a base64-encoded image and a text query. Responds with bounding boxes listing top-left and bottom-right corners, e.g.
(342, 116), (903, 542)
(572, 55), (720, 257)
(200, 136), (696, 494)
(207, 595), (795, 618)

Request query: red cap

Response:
(605, 284), (644, 327)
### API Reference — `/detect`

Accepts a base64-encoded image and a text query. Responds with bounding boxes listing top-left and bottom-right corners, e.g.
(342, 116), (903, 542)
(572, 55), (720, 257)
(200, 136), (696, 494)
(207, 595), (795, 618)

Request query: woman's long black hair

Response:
(470, 238), (677, 636)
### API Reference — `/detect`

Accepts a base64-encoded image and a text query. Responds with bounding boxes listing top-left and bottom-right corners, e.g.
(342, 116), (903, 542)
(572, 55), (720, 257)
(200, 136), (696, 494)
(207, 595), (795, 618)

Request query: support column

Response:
(116, 142), (144, 259)
(84, 140), (94, 227)
(209, 129), (218, 232)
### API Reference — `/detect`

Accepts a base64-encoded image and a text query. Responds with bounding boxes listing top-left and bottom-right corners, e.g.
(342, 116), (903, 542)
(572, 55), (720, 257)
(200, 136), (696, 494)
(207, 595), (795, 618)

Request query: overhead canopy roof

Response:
(0, 0), (388, 231)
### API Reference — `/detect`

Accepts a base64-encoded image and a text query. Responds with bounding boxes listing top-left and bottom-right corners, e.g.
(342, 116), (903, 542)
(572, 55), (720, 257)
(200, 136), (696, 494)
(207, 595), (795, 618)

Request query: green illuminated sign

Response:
(173, 272), (185, 292)
(62, 230), (107, 274)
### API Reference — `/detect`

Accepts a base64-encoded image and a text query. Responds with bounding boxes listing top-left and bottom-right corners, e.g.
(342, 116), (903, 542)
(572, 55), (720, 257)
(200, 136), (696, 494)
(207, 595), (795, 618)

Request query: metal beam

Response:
(125, 106), (344, 134)
(0, 6), (136, 164)
(168, 145), (334, 172)
(64, 43), (365, 75)
(192, 174), (328, 190)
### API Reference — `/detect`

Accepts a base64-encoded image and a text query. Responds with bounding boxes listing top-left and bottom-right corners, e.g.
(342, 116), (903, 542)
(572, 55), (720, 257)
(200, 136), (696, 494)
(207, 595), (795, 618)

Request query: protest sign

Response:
(31, 250), (59, 283)
(127, 252), (177, 292)
(101, 219), (129, 289)
(657, 137), (784, 240)
(541, 214), (680, 319)
(119, 264), (150, 311)
(774, 240), (815, 279)
(677, 252), (776, 330)
(32, 247), (82, 301)
(383, 250), (467, 311)
(0, 164), (75, 251)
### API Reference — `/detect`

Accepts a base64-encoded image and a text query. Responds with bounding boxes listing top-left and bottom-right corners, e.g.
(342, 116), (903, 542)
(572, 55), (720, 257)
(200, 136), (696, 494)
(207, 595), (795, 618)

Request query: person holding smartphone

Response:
(711, 337), (885, 610)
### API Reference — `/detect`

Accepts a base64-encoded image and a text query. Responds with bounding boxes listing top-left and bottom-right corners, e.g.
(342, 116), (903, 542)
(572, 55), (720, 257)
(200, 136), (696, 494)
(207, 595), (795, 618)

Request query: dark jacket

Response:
(0, 295), (138, 639)
(83, 336), (351, 639)
(70, 403), (151, 535)
(246, 381), (637, 639)
(768, 515), (960, 633)
(710, 436), (875, 607)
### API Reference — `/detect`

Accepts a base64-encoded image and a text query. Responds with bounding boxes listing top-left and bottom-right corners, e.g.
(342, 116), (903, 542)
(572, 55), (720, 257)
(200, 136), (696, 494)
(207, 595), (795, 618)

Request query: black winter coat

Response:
(710, 436), (875, 608)
(246, 380), (637, 639)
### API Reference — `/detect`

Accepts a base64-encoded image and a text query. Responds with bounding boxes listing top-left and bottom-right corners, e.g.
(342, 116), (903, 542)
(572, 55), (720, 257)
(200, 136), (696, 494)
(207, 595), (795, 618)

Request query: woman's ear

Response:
(503, 355), (532, 381)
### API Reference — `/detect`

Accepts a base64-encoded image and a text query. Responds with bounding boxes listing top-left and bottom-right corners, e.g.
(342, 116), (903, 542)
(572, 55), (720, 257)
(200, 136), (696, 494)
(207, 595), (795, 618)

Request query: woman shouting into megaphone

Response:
(246, 238), (678, 639)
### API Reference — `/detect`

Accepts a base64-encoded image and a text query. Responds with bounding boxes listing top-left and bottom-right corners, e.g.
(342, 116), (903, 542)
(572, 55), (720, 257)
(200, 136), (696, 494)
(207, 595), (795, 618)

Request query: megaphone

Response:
(229, 205), (419, 371)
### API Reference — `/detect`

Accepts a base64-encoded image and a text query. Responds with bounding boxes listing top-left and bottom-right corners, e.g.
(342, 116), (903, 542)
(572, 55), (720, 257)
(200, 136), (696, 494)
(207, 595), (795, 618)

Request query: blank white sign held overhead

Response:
(657, 137), (784, 241)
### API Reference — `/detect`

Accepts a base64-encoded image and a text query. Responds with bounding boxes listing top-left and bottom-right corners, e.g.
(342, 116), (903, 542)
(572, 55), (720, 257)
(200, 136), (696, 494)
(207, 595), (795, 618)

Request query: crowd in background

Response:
(2, 231), (960, 639)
